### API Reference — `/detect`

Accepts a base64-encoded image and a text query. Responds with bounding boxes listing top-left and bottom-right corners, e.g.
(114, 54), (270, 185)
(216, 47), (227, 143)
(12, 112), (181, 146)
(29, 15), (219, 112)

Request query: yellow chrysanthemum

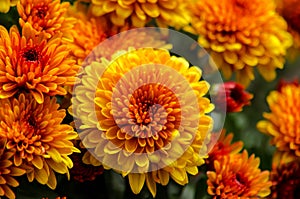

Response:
(0, 0), (18, 13)
(71, 48), (214, 196)
(0, 93), (79, 189)
(81, 0), (190, 28)
(207, 150), (272, 198)
(257, 82), (300, 157)
(17, 0), (76, 41)
(190, 0), (293, 86)
(0, 139), (26, 199)
(0, 23), (79, 104)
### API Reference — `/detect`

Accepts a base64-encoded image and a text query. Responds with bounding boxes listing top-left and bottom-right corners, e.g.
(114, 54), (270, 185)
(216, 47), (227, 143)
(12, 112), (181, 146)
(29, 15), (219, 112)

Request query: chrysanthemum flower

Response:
(0, 138), (26, 199)
(72, 48), (214, 196)
(257, 81), (300, 157)
(214, 82), (253, 112)
(206, 130), (243, 169)
(66, 8), (170, 66)
(0, 0), (18, 13)
(276, 0), (300, 58)
(207, 150), (272, 198)
(66, 11), (107, 66)
(0, 93), (79, 189)
(0, 23), (79, 104)
(83, 0), (190, 28)
(190, 0), (293, 86)
(17, 0), (76, 41)
(269, 151), (300, 199)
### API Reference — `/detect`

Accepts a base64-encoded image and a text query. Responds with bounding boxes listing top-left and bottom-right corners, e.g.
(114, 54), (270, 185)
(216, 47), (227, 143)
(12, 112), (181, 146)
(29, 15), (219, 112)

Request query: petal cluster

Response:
(79, 0), (190, 28)
(207, 150), (271, 198)
(257, 81), (300, 156)
(215, 81), (253, 113)
(0, 93), (78, 189)
(0, 23), (79, 104)
(0, 139), (26, 199)
(269, 151), (300, 199)
(72, 48), (214, 196)
(17, 0), (76, 41)
(190, 0), (293, 86)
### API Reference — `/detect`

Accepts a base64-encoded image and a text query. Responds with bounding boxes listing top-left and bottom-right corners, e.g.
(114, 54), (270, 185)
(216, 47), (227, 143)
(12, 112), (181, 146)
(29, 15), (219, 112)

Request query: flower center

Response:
(22, 47), (40, 62)
(230, 87), (244, 103)
(226, 173), (247, 194)
(122, 83), (181, 139)
(35, 5), (48, 18)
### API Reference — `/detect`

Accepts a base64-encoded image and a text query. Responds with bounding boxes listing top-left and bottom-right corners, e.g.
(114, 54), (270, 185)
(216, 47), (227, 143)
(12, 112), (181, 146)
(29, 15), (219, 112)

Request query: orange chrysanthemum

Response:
(0, 93), (79, 189)
(269, 151), (300, 199)
(17, 0), (76, 41)
(207, 150), (272, 199)
(190, 0), (293, 86)
(66, 10), (108, 66)
(66, 8), (170, 66)
(257, 82), (300, 157)
(0, 23), (79, 104)
(0, 139), (26, 199)
(206, 130), (243, 169)
(0, 0), (18, 13)
(72, 48), (214, 196)
(81, 0), (190, 28)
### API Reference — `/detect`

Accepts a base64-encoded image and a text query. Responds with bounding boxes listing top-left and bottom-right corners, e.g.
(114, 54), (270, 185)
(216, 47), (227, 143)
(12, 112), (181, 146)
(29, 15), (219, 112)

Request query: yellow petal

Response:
(141, 3), (160, 18)
(128, 173), (146, 194)
(223, 51), (238, 64)
(46, 169), (57, 190)
(0, 0), (10, 13)
(35, 168), (49, 185)
(32, 156), (44, 169)
(146, 174), (157, 197)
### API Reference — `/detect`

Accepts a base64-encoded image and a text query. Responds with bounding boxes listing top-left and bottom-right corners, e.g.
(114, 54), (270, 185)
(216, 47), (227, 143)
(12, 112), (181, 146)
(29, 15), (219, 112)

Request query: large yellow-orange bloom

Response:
(80, 0), (190, 28)
(0, 93), (79, 189)
(207, 150), (272, 198)
(0, 23), (79, 104)
(71, 48), (214, 196)
(190, 0), (293, 86)
(17, 0), (76, 41)
(0, 139), (26, 199)
(257, 82), (300, 157)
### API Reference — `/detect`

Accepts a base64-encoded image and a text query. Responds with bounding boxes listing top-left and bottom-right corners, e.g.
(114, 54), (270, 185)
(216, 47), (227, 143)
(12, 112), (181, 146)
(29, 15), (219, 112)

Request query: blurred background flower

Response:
(189, 0), (293, 86)
(257, 80), (300, 157)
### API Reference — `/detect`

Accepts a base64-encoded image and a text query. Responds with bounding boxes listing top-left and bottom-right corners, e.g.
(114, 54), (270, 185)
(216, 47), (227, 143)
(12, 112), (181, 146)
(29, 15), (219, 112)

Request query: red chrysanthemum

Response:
(207, 150), (272, 198)
(215, 82), (253, 112)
